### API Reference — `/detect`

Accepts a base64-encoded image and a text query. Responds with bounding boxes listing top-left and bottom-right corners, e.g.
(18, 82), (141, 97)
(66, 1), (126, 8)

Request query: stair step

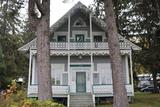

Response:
(70, 105), (94, 107)
(70, 93), (94, 107)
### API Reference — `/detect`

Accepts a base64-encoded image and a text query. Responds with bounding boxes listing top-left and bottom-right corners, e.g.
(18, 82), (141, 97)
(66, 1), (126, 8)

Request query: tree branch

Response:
(28, 0), (40, 32)
(35, 0), (45, 16)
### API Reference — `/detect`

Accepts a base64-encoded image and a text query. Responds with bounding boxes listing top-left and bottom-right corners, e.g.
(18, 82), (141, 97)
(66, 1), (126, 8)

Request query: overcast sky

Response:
(22, 0), (93, 25)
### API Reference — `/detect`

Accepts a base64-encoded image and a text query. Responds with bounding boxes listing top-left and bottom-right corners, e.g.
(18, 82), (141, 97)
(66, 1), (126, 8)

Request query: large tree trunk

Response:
(104, 0), (129, 107)
(28, 0), (52, 100)
(36, 14), (52, 100)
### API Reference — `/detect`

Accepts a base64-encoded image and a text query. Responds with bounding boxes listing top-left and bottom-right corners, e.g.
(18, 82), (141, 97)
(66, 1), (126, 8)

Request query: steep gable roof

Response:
(18, 1), (141, 51)
(50, 2), (106, 33)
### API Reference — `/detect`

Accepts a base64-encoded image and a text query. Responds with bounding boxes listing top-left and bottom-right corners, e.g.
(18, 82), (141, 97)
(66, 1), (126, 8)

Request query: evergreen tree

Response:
(0, 0), (28, 88)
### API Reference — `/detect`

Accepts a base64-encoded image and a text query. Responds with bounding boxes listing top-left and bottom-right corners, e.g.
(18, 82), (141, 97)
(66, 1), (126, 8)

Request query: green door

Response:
(76, 72), (86, 93)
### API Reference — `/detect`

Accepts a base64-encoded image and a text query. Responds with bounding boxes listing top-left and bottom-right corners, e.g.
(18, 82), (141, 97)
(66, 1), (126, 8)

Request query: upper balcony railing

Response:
(30, 42), (131, 50)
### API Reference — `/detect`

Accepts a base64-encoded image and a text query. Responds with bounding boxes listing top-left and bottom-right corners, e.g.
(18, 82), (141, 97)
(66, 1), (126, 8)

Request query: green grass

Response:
(97, 92), (160, 107)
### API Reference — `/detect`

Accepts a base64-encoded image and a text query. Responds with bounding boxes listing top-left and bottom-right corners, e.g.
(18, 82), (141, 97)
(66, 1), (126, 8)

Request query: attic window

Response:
(73, 18), (87, 27)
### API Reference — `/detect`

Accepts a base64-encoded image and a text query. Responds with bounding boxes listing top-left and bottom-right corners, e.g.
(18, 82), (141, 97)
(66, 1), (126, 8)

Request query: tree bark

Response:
(103, 0), (129, 107)
(28, 0), (52, 100)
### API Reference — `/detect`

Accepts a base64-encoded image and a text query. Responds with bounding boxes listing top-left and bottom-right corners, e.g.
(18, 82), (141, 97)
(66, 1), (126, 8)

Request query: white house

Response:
(19, 2), (141, 107)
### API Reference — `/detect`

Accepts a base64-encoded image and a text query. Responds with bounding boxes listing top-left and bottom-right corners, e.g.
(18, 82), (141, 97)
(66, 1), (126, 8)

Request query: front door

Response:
(76, 72), (86, 93)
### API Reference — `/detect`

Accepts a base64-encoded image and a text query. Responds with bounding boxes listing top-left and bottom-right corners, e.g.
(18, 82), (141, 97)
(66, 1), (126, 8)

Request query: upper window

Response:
(94, 36), (102, 42)
(57, 35), (66, 42)
(73, 18), (87, 27)
(76, 34), (84, 42)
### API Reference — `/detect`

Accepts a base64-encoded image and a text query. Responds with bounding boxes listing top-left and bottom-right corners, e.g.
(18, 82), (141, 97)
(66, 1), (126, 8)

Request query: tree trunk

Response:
(28, 0), (52, 100)
(103, 0), (129, 107)
(152, 71), (158, 93)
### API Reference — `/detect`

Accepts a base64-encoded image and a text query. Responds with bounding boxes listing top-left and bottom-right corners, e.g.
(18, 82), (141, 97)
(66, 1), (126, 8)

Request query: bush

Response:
(0, 80), (64, 107)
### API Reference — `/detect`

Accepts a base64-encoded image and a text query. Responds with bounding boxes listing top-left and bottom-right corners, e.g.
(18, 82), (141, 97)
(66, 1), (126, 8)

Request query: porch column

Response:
(90, 13), (94, 92)
(90, 13), (93, 49)
(129, 50), (134, 95)
(28, 50), (33, 89)
(68, 54), (70, 86)
(68, 14), (71, 90)
(68, 14), (71, 50)
(31, 55), (36, 84)
(125, 55), (129, 84)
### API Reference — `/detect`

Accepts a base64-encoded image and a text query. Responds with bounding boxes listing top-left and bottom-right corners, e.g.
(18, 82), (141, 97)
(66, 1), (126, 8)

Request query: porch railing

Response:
(27, 85), (69, 97)
(92, 84), (133, 96)
(30, 42), (131, 50)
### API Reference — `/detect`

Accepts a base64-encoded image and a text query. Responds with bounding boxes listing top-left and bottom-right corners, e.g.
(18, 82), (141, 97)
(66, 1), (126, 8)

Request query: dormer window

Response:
(73, 18), (87, 27)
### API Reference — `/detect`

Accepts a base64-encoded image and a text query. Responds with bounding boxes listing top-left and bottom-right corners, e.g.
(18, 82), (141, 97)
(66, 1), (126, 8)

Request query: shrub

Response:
(0, 80), (65, 107)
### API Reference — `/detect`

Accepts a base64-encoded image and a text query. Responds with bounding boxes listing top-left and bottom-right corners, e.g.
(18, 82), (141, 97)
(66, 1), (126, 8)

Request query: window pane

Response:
(94, 36), (102, 42)
(57, 36), (66, 42)
(51, 78), (56, 85)
(62, 73), (68, 85)
(56, 73), (61, 85)
(76, 34), (84, 42)
(93, 73), (99, 85)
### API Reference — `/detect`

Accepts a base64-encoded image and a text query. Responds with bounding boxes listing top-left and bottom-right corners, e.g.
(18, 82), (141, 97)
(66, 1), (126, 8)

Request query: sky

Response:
(22, 0), (94, 25)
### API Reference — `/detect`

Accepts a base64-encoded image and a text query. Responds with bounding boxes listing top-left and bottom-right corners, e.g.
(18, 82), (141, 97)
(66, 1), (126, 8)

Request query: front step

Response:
(70, 93), (94, 107)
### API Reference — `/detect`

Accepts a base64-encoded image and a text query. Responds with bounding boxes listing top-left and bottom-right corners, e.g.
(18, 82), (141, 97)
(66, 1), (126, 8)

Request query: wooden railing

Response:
(27, 85), (69, 97)
(30, 42), (131, 50)
(92, 84), (133, 96)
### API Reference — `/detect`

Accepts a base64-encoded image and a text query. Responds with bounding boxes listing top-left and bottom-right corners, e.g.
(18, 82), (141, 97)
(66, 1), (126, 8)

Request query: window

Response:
(62, 73), (68, 85)
(76, 34), (84, 42)
(97, 63), (112, 85)
(57, 35), (66, 42)
(94, 36), (102, 42)
(93, 73), (99, 85)
(51, 64), (65, 85)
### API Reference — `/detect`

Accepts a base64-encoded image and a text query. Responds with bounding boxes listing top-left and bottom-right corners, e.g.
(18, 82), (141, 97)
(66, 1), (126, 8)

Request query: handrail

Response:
(30, 42), (131, 50)
(92, 84), (133, 96)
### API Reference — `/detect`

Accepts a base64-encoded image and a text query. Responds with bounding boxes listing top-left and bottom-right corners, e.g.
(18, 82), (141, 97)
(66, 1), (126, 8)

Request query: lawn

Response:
(97, 92), (160, 107)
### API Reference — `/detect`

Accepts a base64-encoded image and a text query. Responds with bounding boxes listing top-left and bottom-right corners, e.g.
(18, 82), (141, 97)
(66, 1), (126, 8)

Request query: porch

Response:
(27, 84), (133, 97)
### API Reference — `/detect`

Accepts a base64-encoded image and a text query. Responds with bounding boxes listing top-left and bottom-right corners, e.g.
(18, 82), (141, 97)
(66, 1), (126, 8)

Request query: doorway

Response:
(76, 72), (86, 93)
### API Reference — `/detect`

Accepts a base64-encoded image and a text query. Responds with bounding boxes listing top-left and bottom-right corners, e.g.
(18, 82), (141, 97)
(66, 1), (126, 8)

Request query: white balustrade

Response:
(92, 42), (108, 49)
(92, 84), (133, 96)
(28, 85), (69, 97)
(30, 42), (131, 50)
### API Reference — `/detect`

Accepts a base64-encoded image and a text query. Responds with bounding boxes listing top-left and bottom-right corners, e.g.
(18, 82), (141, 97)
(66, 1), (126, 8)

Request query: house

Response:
(18, 2), (141, 107)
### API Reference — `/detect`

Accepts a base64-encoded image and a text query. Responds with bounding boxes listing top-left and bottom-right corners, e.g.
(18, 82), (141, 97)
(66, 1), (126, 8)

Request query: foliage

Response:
(0, 80), (64, 107)
(0, 0), (29, 89)
(1, 80), (17, 100)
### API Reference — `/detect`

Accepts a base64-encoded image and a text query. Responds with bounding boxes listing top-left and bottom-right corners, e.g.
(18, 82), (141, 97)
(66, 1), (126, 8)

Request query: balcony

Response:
(30, 42), (131, 50)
